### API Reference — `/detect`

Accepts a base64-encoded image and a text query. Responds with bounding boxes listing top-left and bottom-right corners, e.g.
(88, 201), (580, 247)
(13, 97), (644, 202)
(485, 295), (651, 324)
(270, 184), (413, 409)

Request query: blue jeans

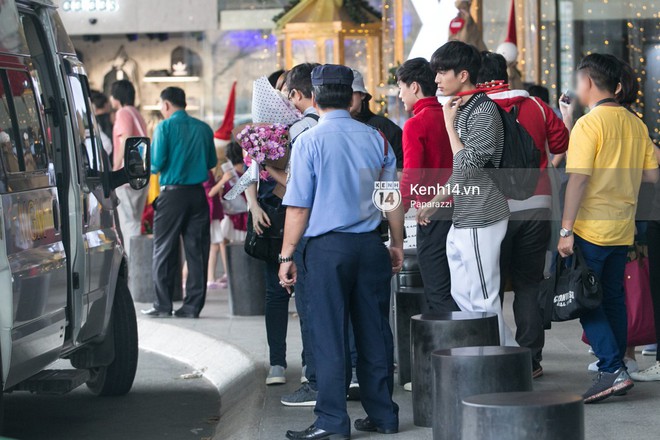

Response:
(575, 235), (628, 373)
(265, 260), (290, 368)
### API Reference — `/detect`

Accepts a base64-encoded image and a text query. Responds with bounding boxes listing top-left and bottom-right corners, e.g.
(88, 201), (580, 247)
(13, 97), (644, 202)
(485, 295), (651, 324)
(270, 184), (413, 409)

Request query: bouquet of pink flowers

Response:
(236, 123), (290, 170)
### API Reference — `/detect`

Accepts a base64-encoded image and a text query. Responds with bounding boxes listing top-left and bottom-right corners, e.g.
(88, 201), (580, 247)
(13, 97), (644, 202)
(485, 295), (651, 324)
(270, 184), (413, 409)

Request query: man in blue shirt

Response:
(142, 87), (217, 318)
(279, 65), (404, 440)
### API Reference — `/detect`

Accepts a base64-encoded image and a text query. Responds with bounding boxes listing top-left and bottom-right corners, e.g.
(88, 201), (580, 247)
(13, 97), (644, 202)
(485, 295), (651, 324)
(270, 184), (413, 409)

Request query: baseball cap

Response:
(311, 64), (354, 87)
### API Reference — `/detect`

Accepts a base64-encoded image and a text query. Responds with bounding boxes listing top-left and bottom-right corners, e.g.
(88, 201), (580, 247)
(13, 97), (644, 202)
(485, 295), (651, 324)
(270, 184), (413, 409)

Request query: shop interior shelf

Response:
(143, 76), (200, 83)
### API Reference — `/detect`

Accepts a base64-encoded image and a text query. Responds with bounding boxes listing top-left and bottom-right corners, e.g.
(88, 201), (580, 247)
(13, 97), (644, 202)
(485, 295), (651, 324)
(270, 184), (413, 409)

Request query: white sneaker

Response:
(630, 362), (660, 382)
(403, 382), (412, 392)
(266, 365), (286, 385)
(588, 358), (639, 373)
(624, 357), (640, 373)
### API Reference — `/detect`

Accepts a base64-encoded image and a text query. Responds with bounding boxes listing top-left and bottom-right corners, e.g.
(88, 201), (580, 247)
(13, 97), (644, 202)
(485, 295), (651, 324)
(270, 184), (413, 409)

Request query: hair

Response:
(616, 60), (639, 107)
(577, 53), (623, 94)
(430, 41), (481, 85)
(90, 89), (109, 109)
(476, 51), (508, 84)
(110, 80), (136, 106)
(267, 69), (286, 88)
(526, 84), (550, 104)
(395, 57), (438, 97)
(286, 63), (320, 99)
(312, 84), (353, 110)
(160, 87), (187, 109)
(226, 141), (244, 166)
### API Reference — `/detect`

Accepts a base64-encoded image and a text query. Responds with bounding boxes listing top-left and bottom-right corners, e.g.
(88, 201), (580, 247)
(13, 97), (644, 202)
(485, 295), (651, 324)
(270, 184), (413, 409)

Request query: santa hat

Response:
(214, 81), (237, 149)
(496, 0), (518, 64)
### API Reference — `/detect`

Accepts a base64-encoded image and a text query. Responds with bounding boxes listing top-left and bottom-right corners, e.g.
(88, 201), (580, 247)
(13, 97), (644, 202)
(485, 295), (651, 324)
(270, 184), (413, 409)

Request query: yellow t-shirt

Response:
(566, 106), (657, 246)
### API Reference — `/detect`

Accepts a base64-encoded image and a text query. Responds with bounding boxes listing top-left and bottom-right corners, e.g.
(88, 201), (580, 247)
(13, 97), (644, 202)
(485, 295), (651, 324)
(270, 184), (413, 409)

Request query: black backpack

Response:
(470, 94), (541, 200)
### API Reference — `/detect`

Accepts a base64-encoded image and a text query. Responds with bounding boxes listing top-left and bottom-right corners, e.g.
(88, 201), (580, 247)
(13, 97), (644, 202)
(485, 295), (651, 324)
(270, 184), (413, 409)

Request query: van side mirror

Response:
(124, 137), (150, 190)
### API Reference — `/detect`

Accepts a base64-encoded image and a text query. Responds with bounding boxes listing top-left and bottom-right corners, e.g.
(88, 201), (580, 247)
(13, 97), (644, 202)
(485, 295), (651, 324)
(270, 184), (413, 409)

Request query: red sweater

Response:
(400, 97), (453, 210)
(487, 89), (569, 211)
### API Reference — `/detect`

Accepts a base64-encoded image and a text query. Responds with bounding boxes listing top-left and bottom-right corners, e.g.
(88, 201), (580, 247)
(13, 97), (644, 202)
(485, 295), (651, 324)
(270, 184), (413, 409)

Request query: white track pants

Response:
(446, 218), (515, 346)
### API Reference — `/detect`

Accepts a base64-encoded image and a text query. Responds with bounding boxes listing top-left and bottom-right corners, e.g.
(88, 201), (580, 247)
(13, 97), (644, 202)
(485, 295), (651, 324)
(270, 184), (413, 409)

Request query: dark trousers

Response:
(153, 186), (210, 315)
(306, 232), (398, 436)
(265, 260), (290, 368)
(417, 220), (458, 313)
(647, 221), (660, 361)
(575, 235), (628, 373)
(499, 208), (550, 368)
(294, 238), (315, 387)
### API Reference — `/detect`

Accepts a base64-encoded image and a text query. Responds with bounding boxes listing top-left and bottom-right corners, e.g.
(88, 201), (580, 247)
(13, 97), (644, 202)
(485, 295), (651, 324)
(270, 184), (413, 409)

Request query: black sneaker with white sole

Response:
(583, 367), (634, 404)
(281, 383), (318, 407)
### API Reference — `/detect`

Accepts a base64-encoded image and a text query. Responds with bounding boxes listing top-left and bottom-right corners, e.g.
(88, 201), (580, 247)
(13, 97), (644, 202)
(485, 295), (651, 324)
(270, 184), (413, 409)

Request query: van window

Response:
(0, 72), (21, 174)
(68, 72), (102, 178)
(5, 70), (48, 171)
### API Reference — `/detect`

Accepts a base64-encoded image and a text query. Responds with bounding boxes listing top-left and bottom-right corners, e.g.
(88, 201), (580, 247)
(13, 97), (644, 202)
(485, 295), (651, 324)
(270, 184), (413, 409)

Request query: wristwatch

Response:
(278, 254), (294, 264)
(559, 228), (573, 238)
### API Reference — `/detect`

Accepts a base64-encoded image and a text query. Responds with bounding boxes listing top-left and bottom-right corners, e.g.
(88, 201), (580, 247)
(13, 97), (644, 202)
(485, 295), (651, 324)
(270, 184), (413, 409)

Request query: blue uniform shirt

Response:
(283, 110), (397, 237)
(151, 110), (217, 185)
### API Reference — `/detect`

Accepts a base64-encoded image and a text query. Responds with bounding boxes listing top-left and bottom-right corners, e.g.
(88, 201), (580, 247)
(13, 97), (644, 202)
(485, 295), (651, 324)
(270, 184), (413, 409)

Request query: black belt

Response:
(160, 184), (203, 191)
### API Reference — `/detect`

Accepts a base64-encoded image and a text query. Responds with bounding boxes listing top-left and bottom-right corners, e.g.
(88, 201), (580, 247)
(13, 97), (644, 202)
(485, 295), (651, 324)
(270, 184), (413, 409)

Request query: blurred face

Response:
(349, 92), (364, 116)
(435, 69), (467, 96)
(159, 99), (175, 120)
(397, 81), (420, 112)
(575, 71), (592, 107)
(109, 95), (121, 110)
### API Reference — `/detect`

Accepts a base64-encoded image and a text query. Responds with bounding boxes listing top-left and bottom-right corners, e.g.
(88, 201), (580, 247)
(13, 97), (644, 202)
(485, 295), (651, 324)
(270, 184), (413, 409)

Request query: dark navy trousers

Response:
(294, 237), (316, 389)
(305, 232), (398, 436)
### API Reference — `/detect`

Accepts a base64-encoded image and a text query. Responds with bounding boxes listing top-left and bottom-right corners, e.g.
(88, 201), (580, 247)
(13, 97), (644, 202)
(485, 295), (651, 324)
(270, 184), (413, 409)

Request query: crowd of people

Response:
(96, 38), (660, 440)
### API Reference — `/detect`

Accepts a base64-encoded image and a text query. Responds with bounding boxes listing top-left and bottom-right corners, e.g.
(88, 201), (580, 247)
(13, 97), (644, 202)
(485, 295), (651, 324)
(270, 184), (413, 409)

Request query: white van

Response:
(0, 0), (150, 429)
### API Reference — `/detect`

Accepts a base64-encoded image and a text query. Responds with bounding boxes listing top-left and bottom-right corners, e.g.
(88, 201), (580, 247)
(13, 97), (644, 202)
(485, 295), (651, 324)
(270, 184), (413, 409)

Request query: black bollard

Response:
(226, 243), (266, 316)
(461, 391), (584, 440)
(411, 312), (500, 427)
(432, 346), (533, 440)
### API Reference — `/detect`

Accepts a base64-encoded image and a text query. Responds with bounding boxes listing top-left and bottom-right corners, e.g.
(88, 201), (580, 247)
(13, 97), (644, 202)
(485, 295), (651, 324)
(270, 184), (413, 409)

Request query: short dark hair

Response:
(110, 80), (136, 106)
(90, 89), (109, 109)
(526, 84), (550, 104)
(226, 141), (244, 166)
(160, 87), (187, 109)
(577, 53), (622, 94)
(396, 57), (438, 97)
(267, 69), (286, 88)
(430, 41), (481, 85)
(616, 60), (639, 107)
(476, 51), (508, 84)
(312, 84), (353, 110)
(286, 63), (320, 99)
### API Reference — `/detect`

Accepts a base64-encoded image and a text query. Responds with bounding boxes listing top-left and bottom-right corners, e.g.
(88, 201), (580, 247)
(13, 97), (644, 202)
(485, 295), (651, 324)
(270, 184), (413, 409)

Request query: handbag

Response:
(581, 245), (656, 347)
(539, 246), (603, 328)
(244, 198), (286, 263)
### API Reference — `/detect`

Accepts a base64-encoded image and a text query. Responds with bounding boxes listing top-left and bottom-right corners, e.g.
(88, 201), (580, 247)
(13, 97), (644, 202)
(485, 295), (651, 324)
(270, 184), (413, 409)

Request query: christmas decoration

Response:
(496, 0), (523, 90)
(448, 0), (487, 51)
(273, 0), (381, 24)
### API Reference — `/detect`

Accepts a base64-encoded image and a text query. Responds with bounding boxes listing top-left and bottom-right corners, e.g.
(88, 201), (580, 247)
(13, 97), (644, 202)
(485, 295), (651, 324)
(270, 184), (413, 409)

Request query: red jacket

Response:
(400, 97), (453, 210)
(487, 89), (569, 210)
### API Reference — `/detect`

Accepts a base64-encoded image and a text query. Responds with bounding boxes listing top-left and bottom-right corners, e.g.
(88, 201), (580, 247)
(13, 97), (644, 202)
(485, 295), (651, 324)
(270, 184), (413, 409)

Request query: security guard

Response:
(279, 65), (404, 440)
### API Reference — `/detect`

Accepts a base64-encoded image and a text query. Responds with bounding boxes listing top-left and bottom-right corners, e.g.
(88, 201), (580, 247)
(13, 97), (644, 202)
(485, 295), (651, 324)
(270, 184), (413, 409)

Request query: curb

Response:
(137, 318), (262, 439)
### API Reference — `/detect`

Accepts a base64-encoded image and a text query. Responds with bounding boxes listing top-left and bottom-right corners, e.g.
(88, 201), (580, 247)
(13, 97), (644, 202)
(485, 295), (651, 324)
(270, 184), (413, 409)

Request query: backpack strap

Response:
(290, 113), (320, 144)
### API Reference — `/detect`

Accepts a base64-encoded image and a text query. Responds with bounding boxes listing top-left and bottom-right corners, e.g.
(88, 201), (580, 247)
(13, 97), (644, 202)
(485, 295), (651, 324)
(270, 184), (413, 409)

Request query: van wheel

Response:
(86, 276), (138, 396)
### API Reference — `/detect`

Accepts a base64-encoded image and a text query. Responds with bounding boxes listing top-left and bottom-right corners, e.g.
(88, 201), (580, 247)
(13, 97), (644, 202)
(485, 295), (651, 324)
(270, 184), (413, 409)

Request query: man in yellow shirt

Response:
(558, 53), (659, 403)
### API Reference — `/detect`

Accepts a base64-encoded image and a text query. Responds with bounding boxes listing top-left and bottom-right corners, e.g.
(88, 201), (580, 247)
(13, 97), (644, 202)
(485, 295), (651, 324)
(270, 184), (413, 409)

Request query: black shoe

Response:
(141, 308), (171, 318)
(285, 425), (349, 440)
(346, 382), (360, 401)
(354, 417), (398, 434)
(174, 309), (199, 318)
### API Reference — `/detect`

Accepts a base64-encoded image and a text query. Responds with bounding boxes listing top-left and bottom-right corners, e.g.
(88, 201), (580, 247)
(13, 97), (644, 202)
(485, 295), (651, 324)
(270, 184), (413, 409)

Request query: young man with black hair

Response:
(419, 41), (512, 344)
(142, 87), (217, 319)
(477, 51), (569, 378)
(280, 64), (403, 440)
(110, 79), (148, 257)
(396, 57), (457, 313)
(557, 54), (658, 402)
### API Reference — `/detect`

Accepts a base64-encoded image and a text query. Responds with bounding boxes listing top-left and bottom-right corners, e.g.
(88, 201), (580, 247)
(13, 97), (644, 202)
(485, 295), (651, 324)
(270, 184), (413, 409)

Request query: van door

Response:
(0, 63), (68, 388)
(62, 58), (119, 343)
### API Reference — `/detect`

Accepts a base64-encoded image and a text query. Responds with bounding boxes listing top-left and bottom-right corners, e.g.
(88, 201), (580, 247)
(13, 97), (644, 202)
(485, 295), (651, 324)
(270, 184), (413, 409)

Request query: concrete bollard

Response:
(411, 312), (500, 427)
(432, 346), (533, 440)
(128, 235), (183, 304)
(226, 243), (266, 316)
(461, 391), (584, 440)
